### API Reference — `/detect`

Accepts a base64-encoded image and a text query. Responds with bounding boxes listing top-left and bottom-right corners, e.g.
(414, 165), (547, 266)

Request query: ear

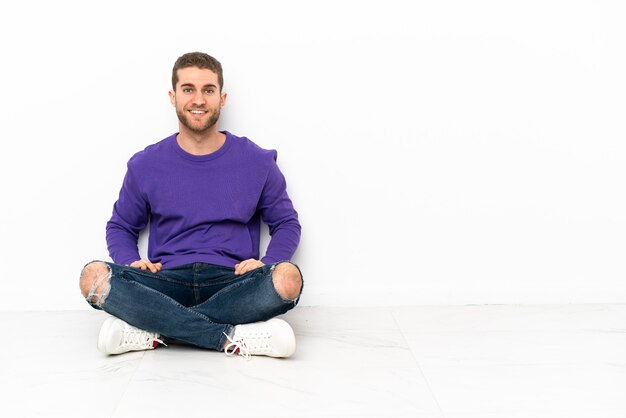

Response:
(220, 92), (228, 108)
(168, 90), (176, 107)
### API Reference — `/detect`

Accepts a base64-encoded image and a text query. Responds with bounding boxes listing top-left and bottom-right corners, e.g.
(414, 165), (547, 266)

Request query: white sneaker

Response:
(98, 317), (165, 355)
(224, 318), (296, 359)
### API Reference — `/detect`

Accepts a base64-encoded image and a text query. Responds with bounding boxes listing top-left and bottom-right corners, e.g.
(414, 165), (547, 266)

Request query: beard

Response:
(176, 105), (221, 133)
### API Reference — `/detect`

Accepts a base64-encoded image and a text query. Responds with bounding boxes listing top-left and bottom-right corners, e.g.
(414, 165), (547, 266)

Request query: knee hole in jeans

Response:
(79, 261), (112, 307)
(271, 262), (303, 302)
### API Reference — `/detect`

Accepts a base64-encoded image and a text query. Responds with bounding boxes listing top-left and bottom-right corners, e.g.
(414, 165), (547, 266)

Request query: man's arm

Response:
(106, 164), (150, 266)
(257, 155), (301, 264)
(234, 157), (299, 276)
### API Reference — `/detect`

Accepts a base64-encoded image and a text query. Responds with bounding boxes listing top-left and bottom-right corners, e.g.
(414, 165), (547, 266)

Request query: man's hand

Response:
(129, 259), (162, 273)
(234, 258), (265, 275)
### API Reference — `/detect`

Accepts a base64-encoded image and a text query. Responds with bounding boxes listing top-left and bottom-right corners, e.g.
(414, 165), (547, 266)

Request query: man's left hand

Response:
(234, 258), (265, 275)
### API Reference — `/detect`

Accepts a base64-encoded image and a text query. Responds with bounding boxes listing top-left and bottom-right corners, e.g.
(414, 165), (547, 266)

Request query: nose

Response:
(192, 90), (206, 105)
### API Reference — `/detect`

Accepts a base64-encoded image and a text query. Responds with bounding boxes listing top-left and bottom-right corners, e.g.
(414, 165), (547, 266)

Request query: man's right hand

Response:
(129, 259), (162, 273)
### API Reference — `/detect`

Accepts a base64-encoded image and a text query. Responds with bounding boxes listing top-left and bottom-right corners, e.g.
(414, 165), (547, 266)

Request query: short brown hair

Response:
(171, 52), (224, 91)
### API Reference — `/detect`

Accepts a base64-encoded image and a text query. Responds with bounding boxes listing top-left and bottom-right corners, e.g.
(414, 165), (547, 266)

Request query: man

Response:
(79, 52), (303, 359)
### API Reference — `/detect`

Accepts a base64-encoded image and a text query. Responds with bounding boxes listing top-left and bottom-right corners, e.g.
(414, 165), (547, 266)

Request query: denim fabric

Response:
(86, 261), (302, 351)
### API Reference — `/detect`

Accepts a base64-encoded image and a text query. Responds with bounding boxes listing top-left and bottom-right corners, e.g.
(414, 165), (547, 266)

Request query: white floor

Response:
(1, 305), (625, 417)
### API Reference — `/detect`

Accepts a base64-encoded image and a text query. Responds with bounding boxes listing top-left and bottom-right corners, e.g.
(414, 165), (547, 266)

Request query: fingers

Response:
(129, 258), (265, 275)
(129, 259), (162, 273)
(234, 258), (265, 275)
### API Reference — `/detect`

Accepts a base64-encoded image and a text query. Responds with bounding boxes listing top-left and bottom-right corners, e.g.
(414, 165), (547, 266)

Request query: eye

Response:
(182, 88), (192, 93)
(204, 89), (215, 94)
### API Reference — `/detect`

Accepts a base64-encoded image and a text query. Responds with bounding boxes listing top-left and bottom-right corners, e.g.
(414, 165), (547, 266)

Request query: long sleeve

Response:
(258, 153), (301, 264)
(105, 163), (150, 265)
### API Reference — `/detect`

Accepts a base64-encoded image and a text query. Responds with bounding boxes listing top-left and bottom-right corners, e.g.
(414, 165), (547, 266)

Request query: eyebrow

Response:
(180, 83), (218, 89)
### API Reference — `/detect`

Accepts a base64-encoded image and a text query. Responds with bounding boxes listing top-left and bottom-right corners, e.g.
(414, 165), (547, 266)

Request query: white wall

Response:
(1, 0), (624, 310)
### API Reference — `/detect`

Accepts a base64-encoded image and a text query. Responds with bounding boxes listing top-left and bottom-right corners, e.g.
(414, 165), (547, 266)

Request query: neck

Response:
(176, 126), (226, 156)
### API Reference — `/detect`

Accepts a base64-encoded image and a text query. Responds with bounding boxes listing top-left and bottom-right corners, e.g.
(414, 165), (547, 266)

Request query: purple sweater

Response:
(106, 131), (301, 269)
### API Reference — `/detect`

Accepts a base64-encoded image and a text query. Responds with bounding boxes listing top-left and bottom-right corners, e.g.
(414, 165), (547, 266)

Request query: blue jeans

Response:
(84, 261), (302, 351)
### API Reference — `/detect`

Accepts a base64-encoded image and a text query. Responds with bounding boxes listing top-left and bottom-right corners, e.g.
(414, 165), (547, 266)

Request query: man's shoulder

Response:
(227, 131), (277, 162)
(127, 134), (176, 168)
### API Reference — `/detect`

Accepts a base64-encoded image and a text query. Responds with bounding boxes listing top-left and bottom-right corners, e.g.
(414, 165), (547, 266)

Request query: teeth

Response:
(190, 110), (206, 114)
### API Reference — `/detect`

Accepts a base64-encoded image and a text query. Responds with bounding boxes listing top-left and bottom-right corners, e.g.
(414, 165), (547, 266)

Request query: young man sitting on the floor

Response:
(79, 52), (303, 359)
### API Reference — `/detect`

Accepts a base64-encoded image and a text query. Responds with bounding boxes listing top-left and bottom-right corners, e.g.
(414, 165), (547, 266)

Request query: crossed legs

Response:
(79, 260), (303, 354)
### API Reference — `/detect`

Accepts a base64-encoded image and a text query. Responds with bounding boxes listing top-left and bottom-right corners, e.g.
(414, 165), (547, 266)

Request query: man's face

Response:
(169, 67), (226, 133)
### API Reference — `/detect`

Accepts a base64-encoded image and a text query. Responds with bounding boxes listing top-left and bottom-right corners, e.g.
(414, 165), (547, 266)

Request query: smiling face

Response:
(169, 66), (227, 134)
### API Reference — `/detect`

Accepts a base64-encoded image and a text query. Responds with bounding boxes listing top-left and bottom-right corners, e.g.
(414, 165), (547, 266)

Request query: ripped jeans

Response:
(81, 261), (302, 351)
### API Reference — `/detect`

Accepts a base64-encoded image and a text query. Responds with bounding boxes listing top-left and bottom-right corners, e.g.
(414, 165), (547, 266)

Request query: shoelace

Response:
(121, 323), (166, 350)
(223, 333), (251, 360)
